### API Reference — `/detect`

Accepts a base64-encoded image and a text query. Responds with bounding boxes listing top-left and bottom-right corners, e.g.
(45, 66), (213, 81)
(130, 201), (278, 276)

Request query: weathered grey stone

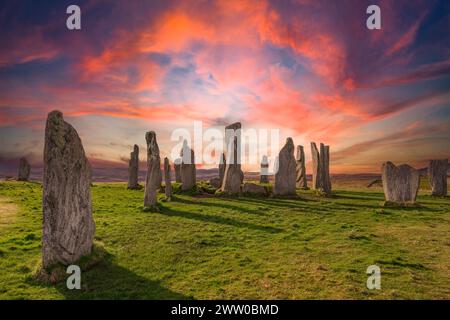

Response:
(164, 157), (172, 200)
(180, 140), (196, 190)
(209, 177), (221, 188)
(219, 153), (226, 186)
(18, 157), (30, 181)
(243, 182), (268, 196)
(174, 158), (182, 183)
(260, 155), (269, 183)
(144, 131), (162, 207)
(127, 144), (139, 189)
(221, 122), (244, 194)
(42, 110), (95, 268)
(428, 159), (448, 196)
(320, 143), (331, 195)
(381, 161), (420, 204)
(295, 146), (308, 189)
(310, 142), (331, 195)
(274, 138), (296, 196)
(311, 142), (321, 190)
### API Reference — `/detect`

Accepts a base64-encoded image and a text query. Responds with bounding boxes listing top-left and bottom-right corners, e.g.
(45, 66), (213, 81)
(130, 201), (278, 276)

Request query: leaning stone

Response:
(144, 131), (162, 208)
(127, 144), (140, 189)
(260, 155), (269, 183)
(381, 161), (420, 204)
(295, 146), (308, 189)
(42, 110), (95, 268)
(274, 138), (297, 196)
(243, 183), (268, 196)
(18, 157), (31, 181)
(428, 159), (448, 196)
(164, 157), (172, 200)
(180, 140), (196, 190)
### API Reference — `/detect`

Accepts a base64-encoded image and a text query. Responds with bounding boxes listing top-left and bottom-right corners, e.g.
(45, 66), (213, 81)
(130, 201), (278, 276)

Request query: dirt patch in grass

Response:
(0, 196), (18, 227)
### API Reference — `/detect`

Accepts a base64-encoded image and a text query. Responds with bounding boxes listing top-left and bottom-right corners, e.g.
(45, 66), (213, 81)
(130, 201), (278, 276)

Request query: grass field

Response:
(0, 181), (449, 299)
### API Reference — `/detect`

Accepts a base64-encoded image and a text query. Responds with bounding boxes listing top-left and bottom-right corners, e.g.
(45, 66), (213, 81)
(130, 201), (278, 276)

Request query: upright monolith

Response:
(381, 161), (419, 204)
(127, 144), (140, 189)
(295, 146), (308, 189)
(18, 157), (30, 181)
(219, 153), (226, 186)
(174, 158), (182, 183)
(274, 138), (296, 196)
(144, 131), (161, 207)
(42, 110), (95, 268)
(311, 142), (331, 195)
(221, 122), (244, 194)
(180, 140), (196, 190)
(428, 159), (448, 196)
(164, 157), (172, 200)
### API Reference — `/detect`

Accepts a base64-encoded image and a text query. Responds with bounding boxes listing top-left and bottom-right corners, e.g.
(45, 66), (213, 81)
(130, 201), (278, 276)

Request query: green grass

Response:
(0, 181), (449, 299)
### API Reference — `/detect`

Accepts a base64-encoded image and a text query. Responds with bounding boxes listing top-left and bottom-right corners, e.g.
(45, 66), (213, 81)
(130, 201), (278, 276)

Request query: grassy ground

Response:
(0, 181), (449, 299)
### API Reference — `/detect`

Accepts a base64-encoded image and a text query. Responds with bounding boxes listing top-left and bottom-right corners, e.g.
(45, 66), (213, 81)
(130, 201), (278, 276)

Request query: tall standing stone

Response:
(42, 110), (95, 268)
(174, 158), (182, 183)
(127, 144), (140, 189)
(381, 161), (420, 204)
(320, 143), (331, 194)
(144, 131), (161, 207)
(311, 142), (331, 195)
(164, 157), (172, 200)
(274, 138), (296, 196)
(18, 157), (30, 181)
(295, 146), (308, 189)
(260, 155), (269, 183)
(221, 122), (244, 194)
(180, 140), (196, 190)
(219, 153), (226, 186)
(428, 159), (448, 196)
(311, 142), (321, 190)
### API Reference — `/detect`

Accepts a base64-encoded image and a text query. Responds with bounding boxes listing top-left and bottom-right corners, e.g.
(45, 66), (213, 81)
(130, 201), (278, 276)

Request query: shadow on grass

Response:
(158, 206), (283, 234)
(173, 196), (267, 216)
(29, 249), (189, 299)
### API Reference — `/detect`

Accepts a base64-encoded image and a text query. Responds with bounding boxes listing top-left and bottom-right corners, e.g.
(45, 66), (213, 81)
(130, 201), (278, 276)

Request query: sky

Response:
(0, 0), (449, 175)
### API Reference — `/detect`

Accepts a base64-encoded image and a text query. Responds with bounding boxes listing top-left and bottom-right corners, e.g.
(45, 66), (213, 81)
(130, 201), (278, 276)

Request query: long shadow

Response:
(230, 196), (328, 213)
(159, 206), (283, 234)
(173, 196), (266, 216)
(31, 251), (189, 299)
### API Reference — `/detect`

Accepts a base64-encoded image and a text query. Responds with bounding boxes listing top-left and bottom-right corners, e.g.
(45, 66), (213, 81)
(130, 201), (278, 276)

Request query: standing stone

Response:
(295, 146), (308, 189)
(42, 110), (95, 268)
(180, 140), (196, 190)
(320, 143), (331, 194)
(311, 142), (321, 190)
(127, 144), (140, 189)
(311, 142), (331, 195)
(274, 138), (296, 196)
(381, 161), (420, 204)
(17, 157), (30, 181)
(219, 153), (226, 186)
(221, 122), (244, 194)
(144, 131), (161, 207)
(164, 157), (172, 200)
(260, 155), (269, 183)
(428, 159), (448, 196)
(174, 158), (182, 183)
